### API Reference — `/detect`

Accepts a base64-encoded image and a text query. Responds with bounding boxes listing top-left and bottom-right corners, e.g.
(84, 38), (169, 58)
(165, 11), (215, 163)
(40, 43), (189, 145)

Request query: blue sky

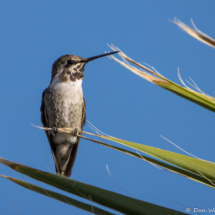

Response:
(0, 1), (215, 214)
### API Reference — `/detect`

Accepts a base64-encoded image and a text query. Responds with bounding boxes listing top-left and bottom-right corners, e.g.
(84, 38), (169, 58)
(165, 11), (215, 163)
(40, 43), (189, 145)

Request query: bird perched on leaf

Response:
(41, 51), (119, 177)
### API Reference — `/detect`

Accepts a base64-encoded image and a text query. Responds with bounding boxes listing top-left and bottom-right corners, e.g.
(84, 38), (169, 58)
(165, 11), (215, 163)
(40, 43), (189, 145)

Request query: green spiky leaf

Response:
(81, 135), (215, 189)
(0, 157), (185, 215)
(0, 175), (114, 215)
(96, 135), (215, 188)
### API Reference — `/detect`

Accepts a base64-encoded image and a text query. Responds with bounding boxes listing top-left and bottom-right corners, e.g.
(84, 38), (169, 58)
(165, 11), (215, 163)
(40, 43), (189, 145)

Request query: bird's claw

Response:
(71, 128), (78, 136)
(53, 127), (59, 134)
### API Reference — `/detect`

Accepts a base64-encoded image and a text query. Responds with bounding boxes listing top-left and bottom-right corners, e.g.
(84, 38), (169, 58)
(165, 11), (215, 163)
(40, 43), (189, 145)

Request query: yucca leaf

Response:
(0, 157), (185, 215)
(96, 135), (215, 187)
(79, 135), (215, 189)
(0, 175), (113, 215)
(108, 45), (215, 112)
(172, 18), (215, 48)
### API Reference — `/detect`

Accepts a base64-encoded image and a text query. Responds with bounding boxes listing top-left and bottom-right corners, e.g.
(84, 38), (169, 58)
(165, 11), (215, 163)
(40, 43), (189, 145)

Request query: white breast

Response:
(49, 75), (83, 103)
(48, 75), (84, 145)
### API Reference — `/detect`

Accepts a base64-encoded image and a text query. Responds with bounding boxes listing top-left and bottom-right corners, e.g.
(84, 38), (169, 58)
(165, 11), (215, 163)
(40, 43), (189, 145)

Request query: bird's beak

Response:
(80, 51), (119, 63)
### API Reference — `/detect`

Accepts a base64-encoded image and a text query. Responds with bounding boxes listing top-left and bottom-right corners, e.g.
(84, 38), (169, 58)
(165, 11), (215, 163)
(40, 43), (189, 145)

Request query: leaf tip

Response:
(0, 157), (20, 170)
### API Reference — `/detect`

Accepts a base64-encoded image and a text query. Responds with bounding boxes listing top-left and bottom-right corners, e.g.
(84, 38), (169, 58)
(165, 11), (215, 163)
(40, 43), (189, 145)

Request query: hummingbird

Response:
(40, 51), (119, 177)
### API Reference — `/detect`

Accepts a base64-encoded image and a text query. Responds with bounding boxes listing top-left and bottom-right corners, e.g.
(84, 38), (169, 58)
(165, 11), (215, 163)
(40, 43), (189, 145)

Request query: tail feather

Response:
(55, 138), (80, 177)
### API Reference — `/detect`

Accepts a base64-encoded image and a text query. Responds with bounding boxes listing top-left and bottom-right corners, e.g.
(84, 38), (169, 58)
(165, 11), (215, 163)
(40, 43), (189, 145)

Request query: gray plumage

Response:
(40, 51), (119, 177)
(41, 55), (86, 177)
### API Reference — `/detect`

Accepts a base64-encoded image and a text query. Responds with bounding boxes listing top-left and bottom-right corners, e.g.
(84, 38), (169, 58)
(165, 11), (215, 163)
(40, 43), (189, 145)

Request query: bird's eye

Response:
(67, 60), (75, 65)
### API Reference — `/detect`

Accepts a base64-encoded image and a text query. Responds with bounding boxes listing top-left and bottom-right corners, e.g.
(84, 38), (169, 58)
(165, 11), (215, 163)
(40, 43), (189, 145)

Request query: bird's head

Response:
(50, 51), (119, 84)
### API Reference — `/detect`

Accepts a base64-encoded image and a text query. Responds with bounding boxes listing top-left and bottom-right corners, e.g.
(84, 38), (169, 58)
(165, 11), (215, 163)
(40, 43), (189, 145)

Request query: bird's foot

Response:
(71, 128), (78, 136)
(53, 127), (59, 134)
